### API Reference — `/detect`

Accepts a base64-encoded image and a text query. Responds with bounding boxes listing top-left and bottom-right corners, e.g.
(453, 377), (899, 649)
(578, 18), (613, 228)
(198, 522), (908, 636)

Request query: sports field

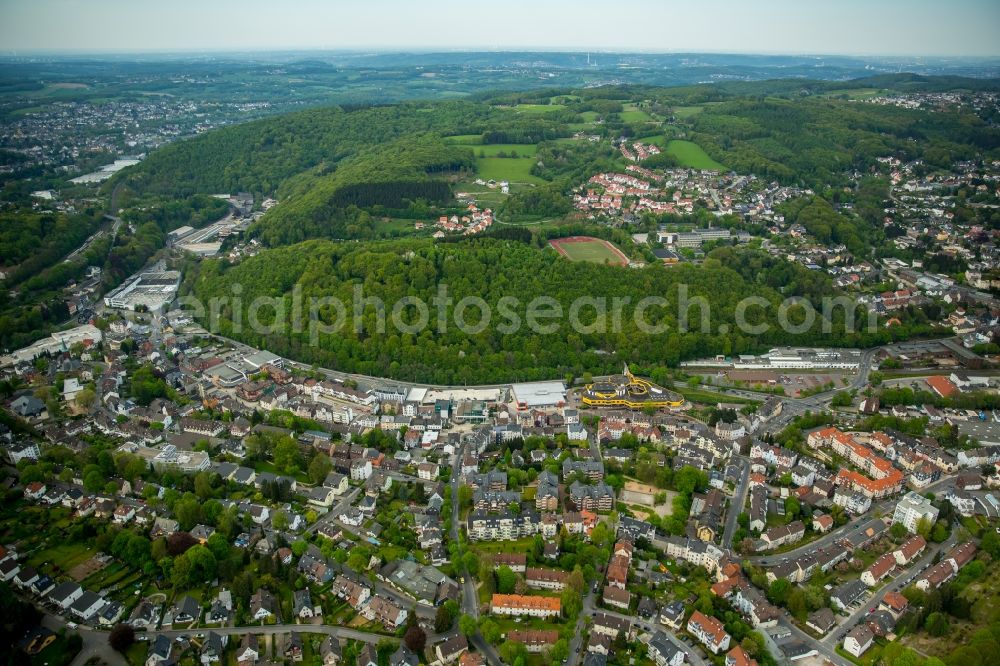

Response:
(549, 236), (628, 266)
(665, 140), (726, 170)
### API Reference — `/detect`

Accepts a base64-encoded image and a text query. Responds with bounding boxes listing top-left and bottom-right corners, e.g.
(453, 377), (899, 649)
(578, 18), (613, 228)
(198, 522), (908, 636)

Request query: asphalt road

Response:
(721, 456), (750, 549)
(448, 439), (503, 666)
(41, 614), (129, 666)
(304, 488), (361, 535)
(136, 623), (390, 644)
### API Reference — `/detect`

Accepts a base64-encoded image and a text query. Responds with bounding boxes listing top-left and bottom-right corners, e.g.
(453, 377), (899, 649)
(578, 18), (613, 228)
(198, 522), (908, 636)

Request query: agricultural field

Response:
(672, 105), (704, 119)
(636, 134), (669, 147)
(665, 139), (726, 170)
(461, 143), (537, 157)
(620, 104), (654, 122)
(473, 156), (545, 184)
(512, 103), (566, 114)
(376, 217), (433, 236)
(817, 87), (887, 99)
(443, 134), (484, 144)
(549, 236), (629, 266)
(455, 183), (509, 209)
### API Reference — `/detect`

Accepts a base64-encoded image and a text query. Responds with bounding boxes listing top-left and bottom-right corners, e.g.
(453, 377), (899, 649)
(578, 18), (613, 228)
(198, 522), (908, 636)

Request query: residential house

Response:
(687, 610), (731, 654)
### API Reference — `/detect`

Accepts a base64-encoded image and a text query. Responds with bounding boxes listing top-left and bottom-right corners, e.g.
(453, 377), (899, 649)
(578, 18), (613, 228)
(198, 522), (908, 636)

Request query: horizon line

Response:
(2, 47), (1000, 61)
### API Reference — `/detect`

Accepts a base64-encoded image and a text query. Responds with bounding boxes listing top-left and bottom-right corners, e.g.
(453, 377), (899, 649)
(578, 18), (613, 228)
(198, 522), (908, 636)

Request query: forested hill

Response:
(114, 76), (1000, 249)
(117, 76), (1000, 199)
(110, 101), (531, 197)
(183, 238), (930, 385)
(251, 135), (475, 245)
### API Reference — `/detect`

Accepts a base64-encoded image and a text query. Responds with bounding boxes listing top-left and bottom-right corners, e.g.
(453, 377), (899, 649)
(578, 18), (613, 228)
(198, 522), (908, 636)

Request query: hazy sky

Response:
(1, 0), (998, 57)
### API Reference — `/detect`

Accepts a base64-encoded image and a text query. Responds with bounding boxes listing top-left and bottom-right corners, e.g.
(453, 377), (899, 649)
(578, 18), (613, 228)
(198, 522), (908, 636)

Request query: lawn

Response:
(455, 184), (509, 209)
(252, 460), (309, 484)
(474, 157), (545, 185)
(377, 217), (430, 236)
(29, 542), (96, 574)
(665, 140), (726, 170)
(549, 237), (628, 266)
(125, 642), (148, 666)
(673, 385), (756, 406)
(471, 537), (536, 554)
(31, 634), (82, 666)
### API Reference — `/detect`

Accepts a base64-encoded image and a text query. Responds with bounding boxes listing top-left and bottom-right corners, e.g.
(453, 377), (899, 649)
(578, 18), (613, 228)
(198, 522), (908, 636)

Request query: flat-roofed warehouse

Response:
(243, 350), (283, 370)
(103, 270), (181, 312)
(511, 381), (566, 409)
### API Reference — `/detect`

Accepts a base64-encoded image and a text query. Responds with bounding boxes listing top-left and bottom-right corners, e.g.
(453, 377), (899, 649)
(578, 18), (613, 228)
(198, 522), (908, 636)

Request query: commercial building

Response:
(1, 324), (103, 366)
(580, 365), (683, 409)
(685, 347), (862, 370)
(121, 443), (211, 474)
(511, 382), (567, 410)
(103, 271), (181, 312)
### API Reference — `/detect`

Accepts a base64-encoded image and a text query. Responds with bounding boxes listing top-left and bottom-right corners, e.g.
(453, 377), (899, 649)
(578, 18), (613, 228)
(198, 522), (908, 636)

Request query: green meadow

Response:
(665, 140), (726, 170)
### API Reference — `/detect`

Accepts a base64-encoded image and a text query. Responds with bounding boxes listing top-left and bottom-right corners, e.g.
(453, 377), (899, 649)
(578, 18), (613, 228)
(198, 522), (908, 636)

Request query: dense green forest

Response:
(0, 208), (109, 349)
(121, 194), (230, 234)
(183, 238), (933, 384)
(110, 102), (553, 197)
(251, 135), (475, 245)
(0, 210), (103, 284)
(685, 97), (999, 184)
